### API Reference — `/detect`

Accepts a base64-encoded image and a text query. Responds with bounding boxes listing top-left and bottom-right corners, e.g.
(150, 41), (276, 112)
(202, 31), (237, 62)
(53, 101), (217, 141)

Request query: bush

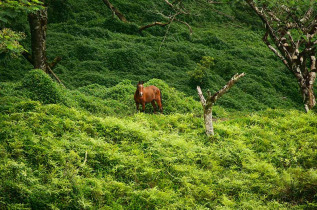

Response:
(106, 48), (143, 72)
(22, 69), (64, 104)
(77, 80), (136, 115)
(187, 56), (215, 87)
(102, 18), (139, 35)
(195, 31), (229, 50)
(74, 42), (98, 61)
(47, 0), (73, 23)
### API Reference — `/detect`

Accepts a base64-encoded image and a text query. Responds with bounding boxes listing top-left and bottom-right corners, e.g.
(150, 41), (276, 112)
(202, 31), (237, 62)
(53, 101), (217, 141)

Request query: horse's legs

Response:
(156, 99), (163, 113)
(141, 102), (146, 112)
(151, 101), (157, 113)
(136, 103), (140, 112)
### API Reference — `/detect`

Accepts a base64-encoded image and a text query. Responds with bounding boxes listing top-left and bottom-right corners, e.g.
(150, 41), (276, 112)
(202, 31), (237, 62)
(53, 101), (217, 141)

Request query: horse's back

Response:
(145, 85), (159, 91)
(144, 86), (160, 102)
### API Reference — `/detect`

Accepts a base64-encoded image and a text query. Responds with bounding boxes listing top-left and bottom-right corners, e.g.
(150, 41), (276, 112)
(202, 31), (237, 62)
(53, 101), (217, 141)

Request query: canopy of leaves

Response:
(0, 0), (43, 55)
(0, 0), (43, 23)
(0, 28), (25, 56)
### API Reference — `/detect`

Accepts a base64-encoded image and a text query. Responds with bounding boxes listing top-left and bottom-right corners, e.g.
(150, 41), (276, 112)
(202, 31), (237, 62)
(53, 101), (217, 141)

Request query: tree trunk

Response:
(304, 88), (316, 112)
(294, 64), (317, 112)
(26, 7), (65, 87)
(303, 71), (317, 112)
(28, 8), (48, 73)
(204, 105), (214, 136)
(197, 73), (245, 136)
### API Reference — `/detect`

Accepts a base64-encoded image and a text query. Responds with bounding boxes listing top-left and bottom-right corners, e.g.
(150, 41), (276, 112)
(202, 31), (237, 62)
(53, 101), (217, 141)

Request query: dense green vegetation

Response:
(0, 0), (305, 111)
(1, 73), (317, 208)
(1, 0), (316, 209)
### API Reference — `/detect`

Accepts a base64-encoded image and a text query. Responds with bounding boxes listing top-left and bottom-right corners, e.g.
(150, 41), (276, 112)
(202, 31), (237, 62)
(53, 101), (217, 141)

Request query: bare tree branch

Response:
(102, 0), (127, 22)
(197, 86), (206, 106)
(139, 21), (170, 32)
(262, 31), (290, 69)
(175, 19), (192, 34)
(163, 0), (174, 8)
(207, 0), (227, 4)
(300, 7), (314, 23)
(140, 0), (192, 35)
(47, 66), (65, 87)
(49, 56), (62, 69)
(210, 73), (246, 103)
(159, 14), (177, 51)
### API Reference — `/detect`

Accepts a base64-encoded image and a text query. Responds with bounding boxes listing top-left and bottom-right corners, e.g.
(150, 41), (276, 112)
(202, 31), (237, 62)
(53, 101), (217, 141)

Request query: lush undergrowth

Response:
(1, 78), (317, 208)
(1, 71), (317, 209)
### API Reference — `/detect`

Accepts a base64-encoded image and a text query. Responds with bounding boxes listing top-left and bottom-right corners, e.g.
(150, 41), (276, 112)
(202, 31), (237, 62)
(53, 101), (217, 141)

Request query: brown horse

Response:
(134, 81), (163, 113)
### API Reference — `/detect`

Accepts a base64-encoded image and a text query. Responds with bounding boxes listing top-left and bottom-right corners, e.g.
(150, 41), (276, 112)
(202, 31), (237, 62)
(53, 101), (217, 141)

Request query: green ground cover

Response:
(0, 71), (316, 209)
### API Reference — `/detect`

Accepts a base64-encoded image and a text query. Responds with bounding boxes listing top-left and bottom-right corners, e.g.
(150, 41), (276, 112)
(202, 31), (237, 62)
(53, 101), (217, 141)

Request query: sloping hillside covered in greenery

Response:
(1, 0), (317, 209)
(1, 70), (317, 209)
(0, 0), (304, 111)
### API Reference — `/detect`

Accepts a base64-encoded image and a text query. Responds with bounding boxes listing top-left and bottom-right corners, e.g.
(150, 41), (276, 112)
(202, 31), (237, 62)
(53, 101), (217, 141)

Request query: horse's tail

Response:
(160, 90), (163, 112)
(160, 90), (162, 106)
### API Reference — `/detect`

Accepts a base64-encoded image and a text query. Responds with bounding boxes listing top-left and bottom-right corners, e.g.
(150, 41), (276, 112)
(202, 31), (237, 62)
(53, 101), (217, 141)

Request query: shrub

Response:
(77, 80), (136, 115)
(166, 52), (191, 68)
(195, 31), (229, 50)
(106, 48), (143, 72)
(47, 0), (73, 23)
(187, 56), (215, 87)
(102, 19), (139, 35)
(74, 42), (98, 61)
(22, 69), (63, 104)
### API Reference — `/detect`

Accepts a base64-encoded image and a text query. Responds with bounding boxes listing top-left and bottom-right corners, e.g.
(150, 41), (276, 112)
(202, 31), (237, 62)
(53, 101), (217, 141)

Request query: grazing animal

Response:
(134, 81), (163, 113)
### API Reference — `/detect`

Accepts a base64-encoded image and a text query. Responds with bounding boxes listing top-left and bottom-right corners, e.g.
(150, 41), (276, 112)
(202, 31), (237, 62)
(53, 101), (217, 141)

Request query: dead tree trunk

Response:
(197, 73), (245, 136)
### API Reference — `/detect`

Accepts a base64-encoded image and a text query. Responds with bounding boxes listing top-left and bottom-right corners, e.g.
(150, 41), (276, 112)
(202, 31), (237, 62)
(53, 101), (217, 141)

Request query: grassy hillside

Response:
(0, 71), (316, 209)
(1, 0), (317, 209)
(0, 0), (305, 111)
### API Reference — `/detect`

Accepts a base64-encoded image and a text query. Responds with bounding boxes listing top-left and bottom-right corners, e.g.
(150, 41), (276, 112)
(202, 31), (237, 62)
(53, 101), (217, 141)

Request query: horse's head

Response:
(137, 81), (144, 97)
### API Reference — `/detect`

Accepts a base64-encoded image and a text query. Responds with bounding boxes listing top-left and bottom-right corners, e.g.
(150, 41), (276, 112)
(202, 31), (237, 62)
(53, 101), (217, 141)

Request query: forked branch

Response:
(197, 73), (245, 136)
(139, 0), (192, 34)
